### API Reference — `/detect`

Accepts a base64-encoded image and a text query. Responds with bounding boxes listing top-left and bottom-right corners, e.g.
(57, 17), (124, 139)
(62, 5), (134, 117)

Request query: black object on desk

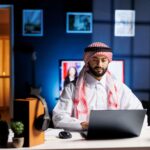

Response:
(59, 131), (72, 139)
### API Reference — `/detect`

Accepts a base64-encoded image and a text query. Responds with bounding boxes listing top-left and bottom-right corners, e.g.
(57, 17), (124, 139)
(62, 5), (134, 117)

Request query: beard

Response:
(88, 64), (108, 78)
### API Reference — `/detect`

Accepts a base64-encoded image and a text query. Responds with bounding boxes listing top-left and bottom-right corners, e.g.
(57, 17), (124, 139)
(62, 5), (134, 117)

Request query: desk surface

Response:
(7, 127), (150, 150)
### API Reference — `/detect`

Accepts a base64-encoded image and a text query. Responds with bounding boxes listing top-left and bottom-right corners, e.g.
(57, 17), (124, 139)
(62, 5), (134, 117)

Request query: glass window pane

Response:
(133, 59), (150, 89)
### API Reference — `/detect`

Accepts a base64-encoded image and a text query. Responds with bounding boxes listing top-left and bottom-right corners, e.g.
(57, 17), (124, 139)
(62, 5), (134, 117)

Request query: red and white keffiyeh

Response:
(73, 42), (119, 121)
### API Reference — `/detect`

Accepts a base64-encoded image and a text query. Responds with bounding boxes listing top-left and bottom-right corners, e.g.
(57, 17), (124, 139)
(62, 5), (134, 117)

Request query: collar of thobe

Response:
(85, 72), (106, 88)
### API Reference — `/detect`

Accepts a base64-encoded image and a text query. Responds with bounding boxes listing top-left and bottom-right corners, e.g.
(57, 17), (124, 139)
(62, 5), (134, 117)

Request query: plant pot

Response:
(12, 137), (24, 148)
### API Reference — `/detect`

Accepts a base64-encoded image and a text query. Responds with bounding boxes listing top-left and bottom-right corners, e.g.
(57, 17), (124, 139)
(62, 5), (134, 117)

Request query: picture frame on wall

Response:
(114, 10), (135, 37)
(66, 12), (93, 33)
(23, 9), (43, 36)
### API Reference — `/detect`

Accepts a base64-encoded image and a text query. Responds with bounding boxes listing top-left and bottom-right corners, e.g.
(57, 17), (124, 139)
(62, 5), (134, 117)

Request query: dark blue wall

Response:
(13, 0), (92, 112)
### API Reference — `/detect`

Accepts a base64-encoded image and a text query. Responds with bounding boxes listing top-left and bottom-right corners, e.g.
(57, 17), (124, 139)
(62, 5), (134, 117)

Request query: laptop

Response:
(81, 109), (146, 139)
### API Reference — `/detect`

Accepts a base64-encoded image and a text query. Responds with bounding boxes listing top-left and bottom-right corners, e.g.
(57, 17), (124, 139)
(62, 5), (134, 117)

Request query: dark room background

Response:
(1, 0), (150, 113)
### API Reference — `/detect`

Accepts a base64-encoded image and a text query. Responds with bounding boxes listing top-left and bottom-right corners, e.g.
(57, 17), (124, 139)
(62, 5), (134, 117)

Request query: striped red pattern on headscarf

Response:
(84, 42), (113, 63)
(88, 42), (109, 48)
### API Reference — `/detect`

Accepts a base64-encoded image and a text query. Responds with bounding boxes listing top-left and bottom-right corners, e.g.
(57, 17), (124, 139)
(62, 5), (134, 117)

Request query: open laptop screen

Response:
(83, 109), (146, 139)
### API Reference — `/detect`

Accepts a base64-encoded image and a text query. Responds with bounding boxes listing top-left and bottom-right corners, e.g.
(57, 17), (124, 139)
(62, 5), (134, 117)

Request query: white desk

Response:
(8, 127), (150, 150)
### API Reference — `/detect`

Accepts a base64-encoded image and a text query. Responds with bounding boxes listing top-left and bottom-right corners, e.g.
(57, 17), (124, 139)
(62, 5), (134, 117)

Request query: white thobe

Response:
(52, 73), (144, 131)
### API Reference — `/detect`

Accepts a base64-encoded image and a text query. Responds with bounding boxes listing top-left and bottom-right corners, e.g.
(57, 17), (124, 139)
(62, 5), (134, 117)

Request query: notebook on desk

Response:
(81, 109), (146, 139)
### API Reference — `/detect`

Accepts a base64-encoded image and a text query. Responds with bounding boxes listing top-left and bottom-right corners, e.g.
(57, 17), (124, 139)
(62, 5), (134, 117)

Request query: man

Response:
(52, 42), (144, 131)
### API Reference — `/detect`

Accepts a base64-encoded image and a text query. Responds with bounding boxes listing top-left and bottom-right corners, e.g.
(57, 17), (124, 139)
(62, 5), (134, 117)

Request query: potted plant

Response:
(10, 121), (24, 148)
(0, 119), (9, 148)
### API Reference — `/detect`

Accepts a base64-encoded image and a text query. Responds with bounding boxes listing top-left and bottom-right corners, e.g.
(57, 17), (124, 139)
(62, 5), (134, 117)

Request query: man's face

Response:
(88, 55), (109, 79)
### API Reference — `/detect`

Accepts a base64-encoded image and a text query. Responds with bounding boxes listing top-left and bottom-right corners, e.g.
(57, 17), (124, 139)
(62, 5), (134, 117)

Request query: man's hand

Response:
(80, 121), (89, 130)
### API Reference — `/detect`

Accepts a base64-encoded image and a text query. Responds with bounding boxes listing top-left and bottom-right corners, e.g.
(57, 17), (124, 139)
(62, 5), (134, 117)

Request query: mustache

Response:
(94, 67), (103, 70)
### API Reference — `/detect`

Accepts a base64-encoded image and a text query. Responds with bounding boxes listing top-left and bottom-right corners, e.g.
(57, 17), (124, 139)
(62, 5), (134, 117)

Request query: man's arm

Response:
(52, 83), (83, 131)
(116, 82), (148, 126)
(118, 82), (143, 109)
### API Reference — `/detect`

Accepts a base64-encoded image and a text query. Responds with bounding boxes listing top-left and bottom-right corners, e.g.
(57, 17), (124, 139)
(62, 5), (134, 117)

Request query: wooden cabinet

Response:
(14, 98), (44, 147)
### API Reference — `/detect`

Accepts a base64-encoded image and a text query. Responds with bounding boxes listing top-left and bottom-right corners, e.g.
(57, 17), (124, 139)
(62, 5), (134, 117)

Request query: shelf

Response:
(0, 76), (10, 78)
